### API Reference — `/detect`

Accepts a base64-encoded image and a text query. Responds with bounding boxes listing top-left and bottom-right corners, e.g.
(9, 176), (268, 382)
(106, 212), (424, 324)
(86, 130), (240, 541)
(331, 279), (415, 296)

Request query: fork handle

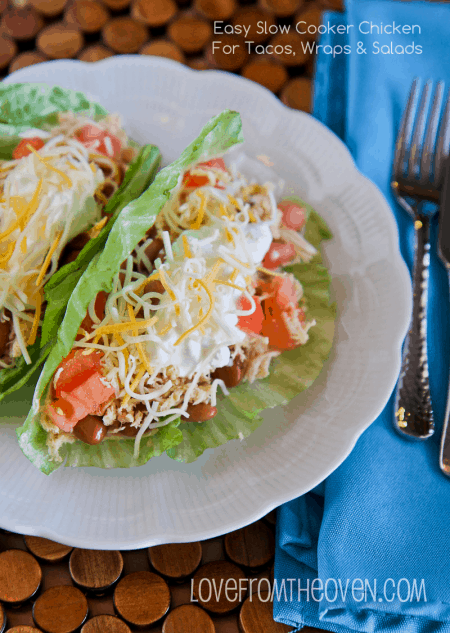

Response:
(394, 213), (435, 439)
(439, 267), (450, 473)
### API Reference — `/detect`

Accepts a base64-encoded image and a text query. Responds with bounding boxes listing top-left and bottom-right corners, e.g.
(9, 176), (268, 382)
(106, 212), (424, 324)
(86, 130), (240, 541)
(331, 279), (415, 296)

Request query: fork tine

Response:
(420, 81), (444, 184)
(407, 80), (432, 180)
(434, 87), (450, 188)
(393, 77), (420, 181)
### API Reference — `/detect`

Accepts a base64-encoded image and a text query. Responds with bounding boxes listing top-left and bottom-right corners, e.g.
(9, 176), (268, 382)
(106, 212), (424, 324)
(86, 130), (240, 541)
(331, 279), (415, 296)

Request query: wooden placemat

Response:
(0, 513), (320, 633)
(0, 0), (345, 113)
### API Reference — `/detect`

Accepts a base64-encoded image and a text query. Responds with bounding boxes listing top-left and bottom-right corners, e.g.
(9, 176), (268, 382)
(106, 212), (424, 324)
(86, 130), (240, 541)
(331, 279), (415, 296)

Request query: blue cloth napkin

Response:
(274, 1), (450, 632)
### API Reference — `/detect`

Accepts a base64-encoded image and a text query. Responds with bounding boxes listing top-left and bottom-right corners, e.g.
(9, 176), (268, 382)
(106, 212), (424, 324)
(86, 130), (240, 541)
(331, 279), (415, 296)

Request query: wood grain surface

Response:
(0, 0), (326, 113)
(0, 550), (42, 604)
(0, 513), (328, 632)
(69, 549), (123, 593)
(148, 542), (202, 581)
(24, 537), (73, 564)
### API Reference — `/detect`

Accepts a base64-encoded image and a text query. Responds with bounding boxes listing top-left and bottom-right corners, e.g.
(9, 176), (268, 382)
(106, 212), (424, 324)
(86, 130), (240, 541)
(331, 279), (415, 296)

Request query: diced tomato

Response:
(261, 298), (303, 350)
(54, 349), (104, 398)
(236, 295), (264, 335)
(46, 398), (78, 432)
(47, 371), (115, 432)
(278, 201), (307, 231)
(75, 124), (122, 160)
(183, 157), (227, 189)
(199, 158), (226, 171)
(76, 291), (108, 340)
(272, 276), (298, 310)
(262, 241), (296, 270)
(13, 137), (45, 160)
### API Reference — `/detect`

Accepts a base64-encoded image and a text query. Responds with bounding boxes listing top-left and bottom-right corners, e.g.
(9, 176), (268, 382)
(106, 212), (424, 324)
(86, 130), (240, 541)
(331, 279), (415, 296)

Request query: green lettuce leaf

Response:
(0, 145), (161, 403)
(0, 83), (108, 159)
(17, 110), (244, 474)
(167, 207), (336, 463)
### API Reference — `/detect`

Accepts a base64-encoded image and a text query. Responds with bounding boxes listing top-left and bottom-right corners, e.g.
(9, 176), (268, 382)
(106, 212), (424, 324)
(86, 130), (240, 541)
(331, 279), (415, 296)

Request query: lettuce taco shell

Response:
(0, 83), (161, 402)
(17, 109), (245, 474)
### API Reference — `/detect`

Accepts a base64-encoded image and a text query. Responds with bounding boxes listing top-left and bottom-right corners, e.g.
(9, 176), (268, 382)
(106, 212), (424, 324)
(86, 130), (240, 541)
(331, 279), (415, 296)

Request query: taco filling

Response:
(41, 157), (319, 460)
(0, 112), (137, 369)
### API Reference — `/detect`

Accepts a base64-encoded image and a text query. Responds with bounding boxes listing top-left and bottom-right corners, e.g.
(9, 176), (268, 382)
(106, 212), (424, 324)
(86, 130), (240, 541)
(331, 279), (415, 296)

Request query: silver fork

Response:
(392, 78), (450, 439)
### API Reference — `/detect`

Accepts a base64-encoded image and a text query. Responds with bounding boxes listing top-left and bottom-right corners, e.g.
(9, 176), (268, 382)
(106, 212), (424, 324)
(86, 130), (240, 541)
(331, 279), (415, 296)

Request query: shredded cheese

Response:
(27, 144), (73, 188)
(121, 364), (147, 408)
(182, 235), (192, 258)
(174, 278), (214, 347)
(35, 231), (63, 287)
(27, 291), (42, 346)
(0, 242), (15, 268)
(127, 304), (152, 374)
(191, 190), (207, 230)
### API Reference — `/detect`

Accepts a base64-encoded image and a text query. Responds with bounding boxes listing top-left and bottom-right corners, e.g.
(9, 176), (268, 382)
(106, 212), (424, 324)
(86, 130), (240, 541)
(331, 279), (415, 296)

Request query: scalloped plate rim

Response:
(0, 56), (412, 549)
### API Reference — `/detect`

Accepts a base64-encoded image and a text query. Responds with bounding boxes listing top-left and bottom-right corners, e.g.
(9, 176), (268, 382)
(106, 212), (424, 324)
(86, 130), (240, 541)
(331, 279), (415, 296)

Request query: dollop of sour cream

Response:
(140, 220), (273, 378)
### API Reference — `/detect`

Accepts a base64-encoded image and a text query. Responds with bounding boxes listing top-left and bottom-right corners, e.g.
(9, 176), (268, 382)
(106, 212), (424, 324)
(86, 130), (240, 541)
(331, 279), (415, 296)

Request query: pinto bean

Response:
(73, 414), (107, 445)
(144, 238), (164, 264)
(185, 403), (218, 422)
(118, 425), (140, 437)
(145, 223), (157, 239)
(211, 358), (244, 388)
(0, 320), (11, 357)
(61, 248), (81, 266)
(143, 279), (165, 300)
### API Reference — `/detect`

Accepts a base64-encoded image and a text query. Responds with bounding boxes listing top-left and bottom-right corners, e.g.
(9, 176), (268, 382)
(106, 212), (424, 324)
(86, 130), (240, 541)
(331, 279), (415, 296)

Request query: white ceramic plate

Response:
(0, 57), (411, 549)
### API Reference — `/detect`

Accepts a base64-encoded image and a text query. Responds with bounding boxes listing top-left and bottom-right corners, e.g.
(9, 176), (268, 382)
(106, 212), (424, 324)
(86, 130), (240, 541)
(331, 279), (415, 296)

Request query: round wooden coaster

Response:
(9, 51), (47, 73)
(241, 57), (288, 93)
(36, 23), (84, 59)
(0, 35), (16, 71)
(295, 4), (323, 40)
(207, 34), (248, 71)
(239, 590), (292, 632)
(6, 628), (42, 633)
(113, 571), (170, 627)
(64, 0), (110, 33)
(81, 615), (131, 633)
(131, 0), (177, 27)
(1, 7), (43, 40)
(259, 0), (303, 17)
(162, 604), (215, 633)
(194, 0), (236, 21)
(280, 77), (312, 112)
(100, 0), (131, 9)
(30, 0), (67, 16)
(102, 17), (148, 54)
(148, 542), (202, 581)
(0, 550), (42, 604)
(232, 7), (275, 44)
(78, 44), (114, 62)
(225, 521), (275, 571)
(140, 40), (185, 64)
(167, 14), (212, 54)
(33, 586), (88, 633)
(69, 549), (123, 593)
(192, 561), (247, 614)
(270, 32), (311, 66)
(24, 536), (73, 564)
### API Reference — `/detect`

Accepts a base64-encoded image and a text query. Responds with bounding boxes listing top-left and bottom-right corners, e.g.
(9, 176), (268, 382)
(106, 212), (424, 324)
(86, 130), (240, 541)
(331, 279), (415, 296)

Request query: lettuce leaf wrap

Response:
(0, 83), (161, 402)
(17, 110), (245, 474)
(167, 205), (335, 462)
